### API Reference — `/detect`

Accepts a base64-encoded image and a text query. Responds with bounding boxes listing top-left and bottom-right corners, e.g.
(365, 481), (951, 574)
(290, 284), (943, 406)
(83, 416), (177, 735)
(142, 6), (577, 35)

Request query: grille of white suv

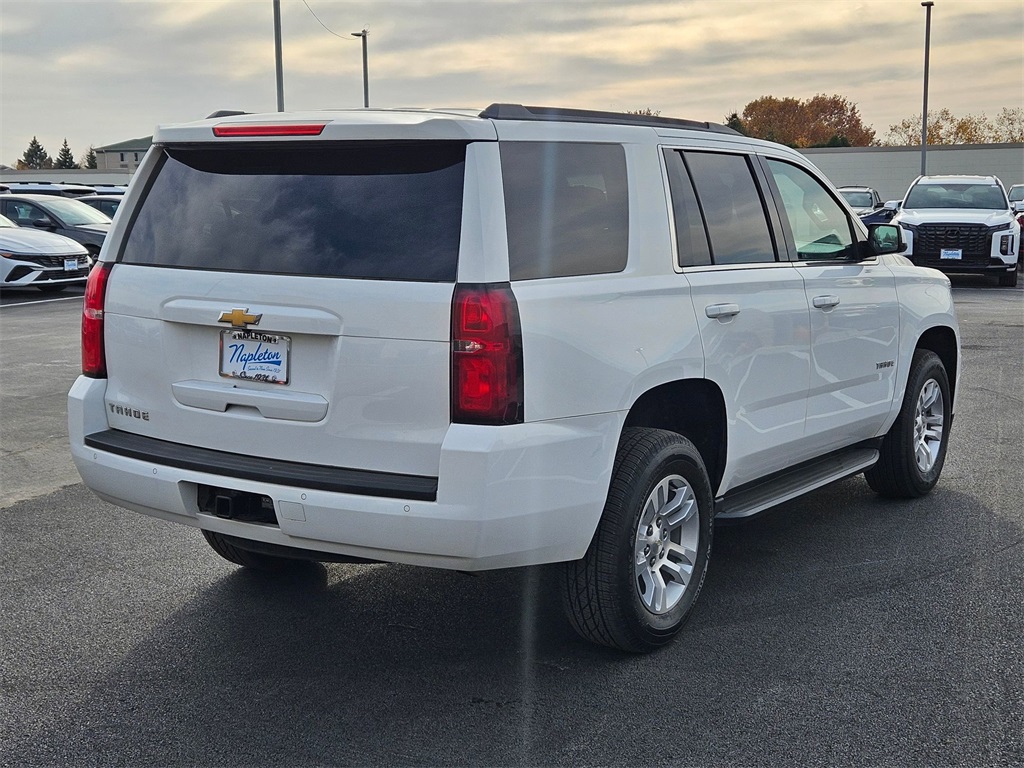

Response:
(912, 223), (991, 265)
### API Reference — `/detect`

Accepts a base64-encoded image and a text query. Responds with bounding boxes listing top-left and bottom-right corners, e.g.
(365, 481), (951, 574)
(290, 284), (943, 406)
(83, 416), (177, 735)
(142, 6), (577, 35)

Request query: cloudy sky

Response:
(1, 0), (1021, 167)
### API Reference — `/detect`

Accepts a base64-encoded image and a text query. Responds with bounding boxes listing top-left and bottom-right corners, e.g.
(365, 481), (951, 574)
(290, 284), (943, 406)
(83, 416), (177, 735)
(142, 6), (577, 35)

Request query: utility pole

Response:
(273, 0), (285, 111)
(920, 1), (934, 175)
(351, 29), (369, 108)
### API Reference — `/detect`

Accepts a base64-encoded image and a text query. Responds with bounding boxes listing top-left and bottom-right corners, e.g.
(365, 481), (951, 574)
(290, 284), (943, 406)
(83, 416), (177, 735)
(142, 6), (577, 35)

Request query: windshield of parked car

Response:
(1008, 186), (1024, 202)
(0, 214), (16, 228)
(904, 183), (1007, 210)
(839, 191), (874, 208)
(32, 197), (112, 225)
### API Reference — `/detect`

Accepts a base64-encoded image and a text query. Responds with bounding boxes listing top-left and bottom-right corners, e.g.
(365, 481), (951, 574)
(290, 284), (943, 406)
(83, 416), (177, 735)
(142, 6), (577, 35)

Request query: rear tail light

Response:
(451, 283), (524, 425)
(82, 263), (112, 377)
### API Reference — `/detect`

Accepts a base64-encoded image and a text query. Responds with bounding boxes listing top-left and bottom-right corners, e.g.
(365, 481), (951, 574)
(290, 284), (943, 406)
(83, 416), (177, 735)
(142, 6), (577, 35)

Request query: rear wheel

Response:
(865, 349), (951, 498)
(202, 530), (303, 571)
(562, 428), (713, 653)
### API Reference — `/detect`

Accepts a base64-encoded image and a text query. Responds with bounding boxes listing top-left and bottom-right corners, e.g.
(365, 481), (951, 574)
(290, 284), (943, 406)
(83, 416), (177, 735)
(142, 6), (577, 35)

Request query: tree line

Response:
(723, 96), (1023, 148)
(16, 137), (97, 170)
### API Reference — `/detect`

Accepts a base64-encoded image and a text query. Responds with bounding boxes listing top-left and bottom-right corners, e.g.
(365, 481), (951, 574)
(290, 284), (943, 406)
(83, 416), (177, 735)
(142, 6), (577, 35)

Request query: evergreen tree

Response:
(20, 136), (52, 169)
(55, 138), (78, 169)
(724, 112), (747, 135)
(80, 146), (98, 169)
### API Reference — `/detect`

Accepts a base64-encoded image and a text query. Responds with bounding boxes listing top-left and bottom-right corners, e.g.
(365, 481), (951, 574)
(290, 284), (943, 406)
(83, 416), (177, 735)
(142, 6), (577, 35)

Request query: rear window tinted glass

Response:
(664, 150), (712, 267)
(500, 142), (628, 280)
(120, 143), (466, 281)
(684, 151), (776, 265)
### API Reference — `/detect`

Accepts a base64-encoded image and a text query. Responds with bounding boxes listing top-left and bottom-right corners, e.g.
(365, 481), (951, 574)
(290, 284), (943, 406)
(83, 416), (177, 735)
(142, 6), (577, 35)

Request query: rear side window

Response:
(120, 142), (467, 281)
(500, 142), (628, 280)
(682, 152), (776, 265)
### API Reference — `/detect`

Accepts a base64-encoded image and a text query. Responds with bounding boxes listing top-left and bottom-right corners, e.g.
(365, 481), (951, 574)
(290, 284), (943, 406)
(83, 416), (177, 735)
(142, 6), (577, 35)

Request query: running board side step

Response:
(714, 446), (879, 520)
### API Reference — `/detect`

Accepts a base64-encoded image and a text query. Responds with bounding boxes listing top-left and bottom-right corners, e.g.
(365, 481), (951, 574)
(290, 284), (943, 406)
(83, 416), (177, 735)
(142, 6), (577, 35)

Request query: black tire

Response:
(202, 530), (302, 571)
(865, 349), (951, 498)
(561, 428), (713, 653)
(998, 268), (1018, 287)
(37, 284), (67, 293)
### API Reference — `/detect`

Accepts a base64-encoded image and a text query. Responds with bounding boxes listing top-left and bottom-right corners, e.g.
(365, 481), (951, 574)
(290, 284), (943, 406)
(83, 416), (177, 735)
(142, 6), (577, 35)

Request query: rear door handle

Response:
(812, 295), (840, 310)
(705, 303), (741, 319)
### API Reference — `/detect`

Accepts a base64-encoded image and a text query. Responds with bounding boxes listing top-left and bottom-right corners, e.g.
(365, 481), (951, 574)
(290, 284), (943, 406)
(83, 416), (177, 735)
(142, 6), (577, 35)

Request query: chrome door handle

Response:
(812, 295), (840, 309)
(705, 303), (740, 319)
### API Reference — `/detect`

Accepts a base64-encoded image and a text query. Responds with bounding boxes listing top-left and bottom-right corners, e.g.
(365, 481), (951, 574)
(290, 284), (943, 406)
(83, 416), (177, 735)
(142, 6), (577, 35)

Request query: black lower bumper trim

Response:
(84, 429), (438, 501)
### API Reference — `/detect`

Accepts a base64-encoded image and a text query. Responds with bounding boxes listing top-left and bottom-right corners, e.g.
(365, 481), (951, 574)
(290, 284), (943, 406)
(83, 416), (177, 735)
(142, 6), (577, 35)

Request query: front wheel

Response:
(865, 349), (951, 498)
(998, 268), (1018, 288)
(562, 428), (713, 653)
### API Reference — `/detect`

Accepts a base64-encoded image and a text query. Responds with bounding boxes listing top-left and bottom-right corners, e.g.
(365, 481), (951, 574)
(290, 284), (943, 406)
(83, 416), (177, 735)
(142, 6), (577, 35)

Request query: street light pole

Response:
(920, 1), (934, 175)
(351, 29), (369, 108)
(273, 0), (285, 111)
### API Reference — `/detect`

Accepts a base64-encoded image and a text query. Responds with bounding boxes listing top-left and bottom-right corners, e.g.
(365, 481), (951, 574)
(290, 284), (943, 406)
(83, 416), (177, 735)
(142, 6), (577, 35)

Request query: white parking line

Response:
(1, 295), (84, 308)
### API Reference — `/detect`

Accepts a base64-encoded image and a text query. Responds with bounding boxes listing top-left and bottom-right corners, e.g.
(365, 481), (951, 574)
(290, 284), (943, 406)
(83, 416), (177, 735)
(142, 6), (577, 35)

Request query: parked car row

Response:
(840, 177), (1023, 287)
(0, 193), (119, 292)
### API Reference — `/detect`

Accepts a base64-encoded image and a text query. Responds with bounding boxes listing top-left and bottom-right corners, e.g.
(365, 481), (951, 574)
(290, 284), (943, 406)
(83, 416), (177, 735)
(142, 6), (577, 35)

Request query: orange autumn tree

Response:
(735, 94), (875, 148)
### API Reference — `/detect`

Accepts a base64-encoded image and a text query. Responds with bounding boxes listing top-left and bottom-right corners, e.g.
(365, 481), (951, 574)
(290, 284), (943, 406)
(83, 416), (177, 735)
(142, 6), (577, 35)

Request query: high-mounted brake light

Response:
(451, 284), (524, 425)
(212, 123), (327, 137)
(82, 263), (112, 377)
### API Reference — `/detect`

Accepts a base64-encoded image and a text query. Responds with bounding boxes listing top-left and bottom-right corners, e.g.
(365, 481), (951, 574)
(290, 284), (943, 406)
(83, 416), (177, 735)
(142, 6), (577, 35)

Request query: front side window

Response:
(121, 142), (467, 281)
(767, 159), (856, 260)
(4, 201), (49, 226)
(500, 142), (628, 280)
(683, 151), (776, 265)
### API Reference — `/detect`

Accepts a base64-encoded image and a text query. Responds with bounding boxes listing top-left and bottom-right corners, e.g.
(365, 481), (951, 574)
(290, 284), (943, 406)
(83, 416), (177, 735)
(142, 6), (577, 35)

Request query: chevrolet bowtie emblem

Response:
(218, 308), (263, 328)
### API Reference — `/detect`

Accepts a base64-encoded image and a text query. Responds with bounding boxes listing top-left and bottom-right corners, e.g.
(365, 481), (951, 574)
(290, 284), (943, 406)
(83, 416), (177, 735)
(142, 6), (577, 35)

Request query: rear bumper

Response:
(69, 376), (621, 571)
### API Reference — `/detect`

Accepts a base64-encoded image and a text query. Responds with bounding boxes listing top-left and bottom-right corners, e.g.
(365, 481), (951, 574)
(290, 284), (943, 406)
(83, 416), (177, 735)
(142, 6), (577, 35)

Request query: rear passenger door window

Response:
(764, 159), (857, 261)
(500, 142), (628, 280)
(665, 150), (777, 266)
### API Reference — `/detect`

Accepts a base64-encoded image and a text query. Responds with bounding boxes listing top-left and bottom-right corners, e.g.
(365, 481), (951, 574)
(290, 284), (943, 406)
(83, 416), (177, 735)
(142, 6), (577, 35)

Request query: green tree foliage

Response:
(80, 146), (98, 169)
(626, 108), (662, 117)
(17, 136), (52, 169)
(724, 112), (747, 135)
(735, 94), (875, 148)
(54, 138), (78, 169)
(882, 107), (1024, 145)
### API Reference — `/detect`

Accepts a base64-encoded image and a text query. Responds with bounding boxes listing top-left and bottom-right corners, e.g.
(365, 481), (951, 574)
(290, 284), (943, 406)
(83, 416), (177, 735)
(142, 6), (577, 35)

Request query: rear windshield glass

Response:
(120, 142), (467, 281)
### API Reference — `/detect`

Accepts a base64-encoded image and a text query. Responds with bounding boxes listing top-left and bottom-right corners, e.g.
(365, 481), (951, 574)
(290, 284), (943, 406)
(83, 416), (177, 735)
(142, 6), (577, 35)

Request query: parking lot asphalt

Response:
(0, 279), (1021, 767)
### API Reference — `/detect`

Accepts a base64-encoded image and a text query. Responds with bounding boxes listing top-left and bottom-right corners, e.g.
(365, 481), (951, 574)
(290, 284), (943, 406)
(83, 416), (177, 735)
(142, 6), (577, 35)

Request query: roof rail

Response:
(479, 103), (740, 135)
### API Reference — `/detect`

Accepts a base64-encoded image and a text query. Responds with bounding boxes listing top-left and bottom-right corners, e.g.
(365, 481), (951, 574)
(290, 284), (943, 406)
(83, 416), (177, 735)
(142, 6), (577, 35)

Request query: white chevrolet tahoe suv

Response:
(891, 174), (1021, 287)
(69, 104), (960, 652)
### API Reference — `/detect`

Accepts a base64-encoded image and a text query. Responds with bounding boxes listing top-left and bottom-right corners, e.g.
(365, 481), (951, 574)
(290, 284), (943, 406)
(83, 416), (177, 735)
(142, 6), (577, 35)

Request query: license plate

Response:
(64, 258), (78, 271)
(940, 248), (962, 260)
(219, 330), (290, 384)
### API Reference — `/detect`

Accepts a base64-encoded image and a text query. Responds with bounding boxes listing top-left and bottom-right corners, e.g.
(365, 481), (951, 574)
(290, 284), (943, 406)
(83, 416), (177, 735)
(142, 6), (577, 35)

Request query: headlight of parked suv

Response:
(989, 223), (1015, 256)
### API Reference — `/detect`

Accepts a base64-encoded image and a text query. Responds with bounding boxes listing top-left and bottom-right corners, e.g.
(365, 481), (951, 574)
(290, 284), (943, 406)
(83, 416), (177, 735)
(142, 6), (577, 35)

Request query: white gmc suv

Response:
(69, 104), (960, 652)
